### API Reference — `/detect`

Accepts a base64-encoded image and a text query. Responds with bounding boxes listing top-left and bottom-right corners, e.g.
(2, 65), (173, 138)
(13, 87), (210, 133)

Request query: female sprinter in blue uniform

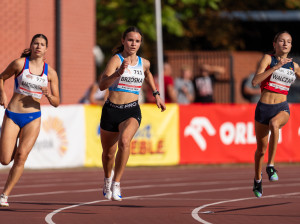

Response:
(252, 31), (300, 197)
(0, 34), (60, 206)
(99, 26), (166, 201)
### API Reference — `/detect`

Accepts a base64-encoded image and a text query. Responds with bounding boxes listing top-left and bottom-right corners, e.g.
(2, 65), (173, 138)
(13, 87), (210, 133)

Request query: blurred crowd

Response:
(78, 58), (299, 105)
(78, 61), (260, 105)
(141, 62), (226, 104)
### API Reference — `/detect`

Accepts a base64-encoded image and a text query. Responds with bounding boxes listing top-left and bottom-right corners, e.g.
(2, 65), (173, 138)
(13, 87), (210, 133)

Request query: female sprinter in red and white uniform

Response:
(99, 26), (166, 201)
(0, 34), (60, 206)
(252, 31), (300, 198)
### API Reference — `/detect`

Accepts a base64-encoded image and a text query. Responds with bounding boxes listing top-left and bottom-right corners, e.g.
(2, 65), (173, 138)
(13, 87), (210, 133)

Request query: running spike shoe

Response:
(253, 179), (263, 198)
(266, 166), (278, 181)
(0, 193), (9, 207)
(103, 170), (114, 200)
(112, 182), (122, 201)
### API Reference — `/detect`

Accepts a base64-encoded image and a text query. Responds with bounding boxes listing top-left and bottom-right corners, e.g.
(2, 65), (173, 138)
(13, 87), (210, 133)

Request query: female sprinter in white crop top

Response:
(99, 26), (166, 201)
(0, 34), (60, 207)
(252, 31), (300, 198)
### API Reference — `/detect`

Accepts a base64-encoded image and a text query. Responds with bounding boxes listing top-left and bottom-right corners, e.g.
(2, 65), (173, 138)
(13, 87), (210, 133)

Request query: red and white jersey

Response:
(261, 55), (296, 95)
(14, 57), (48, 99)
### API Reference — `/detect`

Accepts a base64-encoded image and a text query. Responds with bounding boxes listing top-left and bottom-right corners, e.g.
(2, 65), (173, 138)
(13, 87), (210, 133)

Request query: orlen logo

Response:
(184, 116), (282, 151)
(184, 117), (216, 151)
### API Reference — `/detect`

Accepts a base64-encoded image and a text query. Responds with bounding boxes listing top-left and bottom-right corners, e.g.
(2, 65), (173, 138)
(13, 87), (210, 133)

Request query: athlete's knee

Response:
(102, 151), (115, 161)
(0, 158), (11, 166)
(13, 152), (28, 165)
(255, 150), (265, 157)
(269, 119), (280, 132)
(255, 146), (267, 157)
(0, 153), (12, 165)
(118, 138), (131, 152)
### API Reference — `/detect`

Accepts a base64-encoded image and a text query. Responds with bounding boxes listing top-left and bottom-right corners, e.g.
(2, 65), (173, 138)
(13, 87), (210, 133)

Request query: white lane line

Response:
(8, 177), (300, 191)
(11, 180), (300, 198)
(191, 192), (300, 224)
(45, 183), (300, 224)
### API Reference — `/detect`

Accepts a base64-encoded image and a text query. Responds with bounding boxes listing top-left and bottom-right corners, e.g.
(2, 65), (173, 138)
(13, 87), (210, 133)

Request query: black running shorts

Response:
(100, 99), (142, 132)
(255, 101), (290, 125)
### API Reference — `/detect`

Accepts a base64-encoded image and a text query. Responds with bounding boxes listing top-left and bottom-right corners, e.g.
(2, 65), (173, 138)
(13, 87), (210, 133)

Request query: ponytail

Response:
(20, 48), (31, 58)
(112, 45), (124, 55)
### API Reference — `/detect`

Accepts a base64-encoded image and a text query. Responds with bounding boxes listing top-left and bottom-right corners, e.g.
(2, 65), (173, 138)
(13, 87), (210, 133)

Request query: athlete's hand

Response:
(155, 96), (166, 112)
(41, 86), (52, 99)
(275, 57), (293, 69)
(116, 58), (130, 76)
(0, 91), (8, 109)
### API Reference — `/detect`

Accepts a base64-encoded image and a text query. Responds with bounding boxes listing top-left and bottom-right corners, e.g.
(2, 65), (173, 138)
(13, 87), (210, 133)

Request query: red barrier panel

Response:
(179, 104), (300, 164)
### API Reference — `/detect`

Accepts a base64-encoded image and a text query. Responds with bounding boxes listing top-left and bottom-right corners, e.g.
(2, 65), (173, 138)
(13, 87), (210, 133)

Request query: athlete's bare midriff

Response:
(108, 91), (139, 104)
(7, 93), (41, 113)
(259, 89), (287, 104)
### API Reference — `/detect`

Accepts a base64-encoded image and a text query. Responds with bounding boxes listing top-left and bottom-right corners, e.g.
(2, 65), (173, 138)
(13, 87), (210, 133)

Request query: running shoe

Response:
(253, 179), (263, 198)
(266, 166), (278, 181)
(103, 170), (114, 200)
(0, 194), (9, 207)
(112, 182), (122, 201)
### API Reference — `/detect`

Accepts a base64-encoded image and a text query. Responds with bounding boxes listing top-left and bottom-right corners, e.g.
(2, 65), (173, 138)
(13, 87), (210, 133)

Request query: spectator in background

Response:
(242, 73), (261, 103)
(193, 64), (225, 103)
(80, 80), (108, 106)
(163, 62), (177, 103)
(174, 66), (195, 104)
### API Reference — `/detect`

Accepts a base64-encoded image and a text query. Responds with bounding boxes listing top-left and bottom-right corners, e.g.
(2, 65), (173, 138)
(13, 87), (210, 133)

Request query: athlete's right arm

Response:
(252, 54), (273, 87)
(99, 55), (128, 91)
(252, 54), (292, 87)
(0, 58), (24, 108)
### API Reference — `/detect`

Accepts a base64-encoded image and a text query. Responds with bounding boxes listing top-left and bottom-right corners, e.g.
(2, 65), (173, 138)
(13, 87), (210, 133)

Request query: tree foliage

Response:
(96, 0), (221, 58)
(96, 0), (300, 59)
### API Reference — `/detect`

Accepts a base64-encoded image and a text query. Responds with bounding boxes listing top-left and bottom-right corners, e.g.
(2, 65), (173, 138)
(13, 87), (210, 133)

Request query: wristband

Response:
(153, 90), (160, 97)
(116, 70), (122, 76)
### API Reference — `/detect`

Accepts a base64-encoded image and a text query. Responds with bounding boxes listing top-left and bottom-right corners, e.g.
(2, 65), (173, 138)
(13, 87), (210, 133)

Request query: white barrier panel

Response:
(0, 105), (85, 169)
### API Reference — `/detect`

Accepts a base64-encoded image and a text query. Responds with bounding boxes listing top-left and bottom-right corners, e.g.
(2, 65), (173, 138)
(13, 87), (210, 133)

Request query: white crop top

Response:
(14, 57), (48, 99)
(109, 54), (145, 95)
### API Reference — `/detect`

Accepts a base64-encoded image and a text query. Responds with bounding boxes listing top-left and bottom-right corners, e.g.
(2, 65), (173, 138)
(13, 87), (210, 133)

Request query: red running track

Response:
(0, 164), (300, 224)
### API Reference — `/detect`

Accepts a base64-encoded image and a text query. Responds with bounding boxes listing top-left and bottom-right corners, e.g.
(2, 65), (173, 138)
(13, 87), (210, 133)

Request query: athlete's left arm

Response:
(143, 59), (166, 112)
(41, 66), (60, 107)
(293, 62), (300, 79)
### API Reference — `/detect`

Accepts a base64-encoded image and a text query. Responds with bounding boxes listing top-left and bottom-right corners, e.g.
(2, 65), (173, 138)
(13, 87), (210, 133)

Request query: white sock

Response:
(112, 181), (120, 187)
(255, 179), (261, 183)
(104, 177), (112, 182)
(267, 164), (274, 167)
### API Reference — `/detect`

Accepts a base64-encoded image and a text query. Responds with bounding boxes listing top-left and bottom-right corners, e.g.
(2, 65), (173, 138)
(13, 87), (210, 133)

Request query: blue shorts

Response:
(5, 109), (41, 128)
(100, 99), (141, 132)
(255, 101), (290, 125)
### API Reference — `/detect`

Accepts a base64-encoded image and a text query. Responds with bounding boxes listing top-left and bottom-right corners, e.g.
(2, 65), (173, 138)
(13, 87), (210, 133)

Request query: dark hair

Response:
(20, 34), (48, 58)
(270, 31), (292, 54)
(273, 31), (291, 43)
(112, 26), (143, 55)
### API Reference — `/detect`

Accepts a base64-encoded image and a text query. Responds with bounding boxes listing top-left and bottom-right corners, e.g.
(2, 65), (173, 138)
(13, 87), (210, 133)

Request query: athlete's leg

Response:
(0, 115), (20, 165)
(254, 121), (269, 180)
(114, 118), (139, 182)
(2, 118), (41, 196)
(100, 129), (119, 178)
(268, 111), (290, 165)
